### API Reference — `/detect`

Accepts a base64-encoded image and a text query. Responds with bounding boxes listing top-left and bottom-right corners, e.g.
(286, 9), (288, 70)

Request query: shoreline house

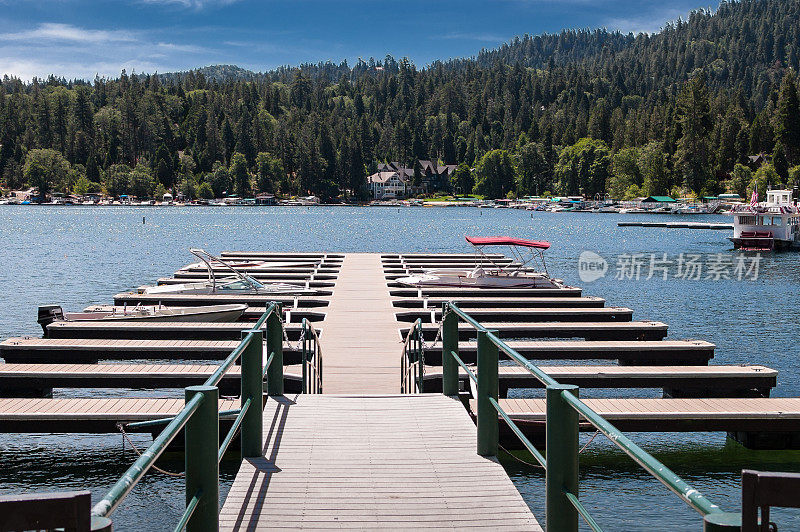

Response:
(417, 161), (458, 192)
(369, 160), (458, 198)
(368, 169), (409, 199)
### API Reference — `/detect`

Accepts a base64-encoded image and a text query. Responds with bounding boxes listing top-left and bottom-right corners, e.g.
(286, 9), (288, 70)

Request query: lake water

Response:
(0, 205), (798, 531)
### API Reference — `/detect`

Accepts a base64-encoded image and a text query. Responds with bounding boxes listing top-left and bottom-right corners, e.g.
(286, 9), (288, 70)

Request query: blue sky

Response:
(0, 0), (719, 80)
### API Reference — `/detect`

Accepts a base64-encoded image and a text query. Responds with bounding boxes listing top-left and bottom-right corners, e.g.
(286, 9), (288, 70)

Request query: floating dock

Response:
(1, 250), (798, 529)
(618, 221), (733, 229)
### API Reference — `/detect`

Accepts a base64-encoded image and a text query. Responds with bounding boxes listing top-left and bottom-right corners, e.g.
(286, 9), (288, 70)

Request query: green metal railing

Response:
(400, 318), (424, 393)
(90, 302), (287, 532)
(440, 302), (743, 531)
(300, 318), (323, 393)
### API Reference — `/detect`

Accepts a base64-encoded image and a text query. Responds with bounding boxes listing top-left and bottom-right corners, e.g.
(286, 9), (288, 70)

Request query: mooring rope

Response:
(497, 429), (601, 470)
(117, 423), (185, 477)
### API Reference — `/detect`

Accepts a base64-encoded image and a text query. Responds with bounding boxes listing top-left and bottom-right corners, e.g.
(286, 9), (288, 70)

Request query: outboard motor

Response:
(37, 305), (64, 336)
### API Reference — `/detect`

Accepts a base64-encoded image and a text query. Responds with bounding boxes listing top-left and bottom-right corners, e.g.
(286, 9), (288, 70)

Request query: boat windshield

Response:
(218, 276), (264, 291)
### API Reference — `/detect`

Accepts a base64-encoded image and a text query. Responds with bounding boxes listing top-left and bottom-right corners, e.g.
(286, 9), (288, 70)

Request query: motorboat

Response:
(396, 236), (566, 289)
(37, 303), (248, 333)
(178, 259), (319, 272)
(135, 248), (318, 295)
(729, 189), (800, 250)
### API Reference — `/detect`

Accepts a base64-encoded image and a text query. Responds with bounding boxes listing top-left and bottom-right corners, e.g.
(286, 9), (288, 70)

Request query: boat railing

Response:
(400, 318), (424, 393)
(440, 301), (741, 531)
(88, 302), (286, 531)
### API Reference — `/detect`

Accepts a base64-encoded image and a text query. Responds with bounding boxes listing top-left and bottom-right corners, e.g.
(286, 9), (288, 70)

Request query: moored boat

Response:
(396, 236), (566, 289)
(729, 189), (800, 250)
(37, 303), (248, 334)
(134, 248), (317, 295)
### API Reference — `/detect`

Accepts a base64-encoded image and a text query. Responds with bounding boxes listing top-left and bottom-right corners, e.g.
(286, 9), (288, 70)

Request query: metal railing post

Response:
(184, 385), (218, 532)
(266, 304), (284, 396)
(546, 384), (579, 532)
(301, 319), (308, 393)
(416, 321), (424, 393)
(240, 330), (263, 458)
(476, 329), (499, 456)
(441, 303), (459, 396)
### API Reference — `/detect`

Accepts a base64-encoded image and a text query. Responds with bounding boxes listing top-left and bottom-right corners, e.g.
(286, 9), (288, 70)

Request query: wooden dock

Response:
(319, 254), (401, 394)
(423, 365), (776, 397)
(4, 250), (800, 529)
(618, 221), (733, 229)
(219, 394), (541, 531)
(477, 397), (800, 434)
(0, 397), (239, 433)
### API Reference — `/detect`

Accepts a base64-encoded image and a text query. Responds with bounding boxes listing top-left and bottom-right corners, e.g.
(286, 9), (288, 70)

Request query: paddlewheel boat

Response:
(729, 190), (800, 250)
(396, 236), (566, 289)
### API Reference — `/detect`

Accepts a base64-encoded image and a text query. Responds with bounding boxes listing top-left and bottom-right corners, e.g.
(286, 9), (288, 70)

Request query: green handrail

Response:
(174, 489), (202, 532)
(91, 392), (205, 517)
(91, 303), (285, 531)
(441, 302), (735, 530)
(559, 389), (722, 517)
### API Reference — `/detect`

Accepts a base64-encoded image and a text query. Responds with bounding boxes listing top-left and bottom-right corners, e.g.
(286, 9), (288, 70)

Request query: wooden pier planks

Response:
(44, 321), (311, 341)
(219, 394), (541, 531)
(0, 397), (239, 433)
(406, 320), (669, 341)
(476, 397), (800, 434)
(0, 337), (260, 363)
(318, 254), (402, 394)
(391, 295), (607, 308)
(395, 306), (634, 322)
(421, 340), (714, 365)
(423, 365), (777, 396)
(113, 293), (331, 307)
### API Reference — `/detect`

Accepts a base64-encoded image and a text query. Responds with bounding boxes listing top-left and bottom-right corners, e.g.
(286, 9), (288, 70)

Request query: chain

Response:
(117, 423), (185, 477)
(279, 312), (307, 352)
(420, 311), (447, 350)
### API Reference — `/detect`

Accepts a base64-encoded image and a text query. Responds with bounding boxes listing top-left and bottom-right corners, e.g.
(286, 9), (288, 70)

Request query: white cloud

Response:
(604, 7), (687, 35)
(0, 23), (137, 44)
(0, 23), (216, 80)
(440, 32), (507, 43)
(140, 0), (241, 9)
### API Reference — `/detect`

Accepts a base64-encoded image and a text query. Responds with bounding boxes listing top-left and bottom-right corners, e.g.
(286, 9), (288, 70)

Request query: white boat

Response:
(37, 303), (248, 333)
(136, 248), (317, 295)
(178, 259), (319, 272)
(396, 236), (566, 289)
(729, 189), (800, 250)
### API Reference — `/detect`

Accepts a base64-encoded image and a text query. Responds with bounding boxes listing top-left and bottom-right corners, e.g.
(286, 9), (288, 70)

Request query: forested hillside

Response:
(1, 0), (799, 201)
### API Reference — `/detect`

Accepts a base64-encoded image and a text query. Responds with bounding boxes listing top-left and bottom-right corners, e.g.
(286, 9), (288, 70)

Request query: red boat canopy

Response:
(465, 236), (551, 250)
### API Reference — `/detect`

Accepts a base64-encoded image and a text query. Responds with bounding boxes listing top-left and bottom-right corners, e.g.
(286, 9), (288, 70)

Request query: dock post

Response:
(476, 329), (498, 456)
(241, 329), (264, 458)
(184, 385), (219, 532)
(546, 384), (579, 532)
(441, 303), (459, 396)
(266, 304), (284, 396)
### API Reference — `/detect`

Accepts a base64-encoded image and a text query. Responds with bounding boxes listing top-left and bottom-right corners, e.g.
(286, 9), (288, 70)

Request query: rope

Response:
(579, 430), (600, 454)
(497, 429), (600, 470)
(117, 423), (185, 477)
(499, 442), (544, 469)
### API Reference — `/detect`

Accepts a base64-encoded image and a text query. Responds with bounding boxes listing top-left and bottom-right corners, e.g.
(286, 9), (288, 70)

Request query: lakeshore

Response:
(1, 207), (799, 529)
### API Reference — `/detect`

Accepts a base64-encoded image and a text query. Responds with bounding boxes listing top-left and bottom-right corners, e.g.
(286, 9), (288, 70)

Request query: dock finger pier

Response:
(0, 251), (795, 531)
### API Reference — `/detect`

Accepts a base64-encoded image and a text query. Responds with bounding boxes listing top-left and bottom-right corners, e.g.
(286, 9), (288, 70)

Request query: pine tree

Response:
(775, 70), (800, 164)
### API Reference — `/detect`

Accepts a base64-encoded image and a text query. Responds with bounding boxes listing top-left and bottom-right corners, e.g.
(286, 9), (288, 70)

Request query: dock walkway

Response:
(219, 394), (541, 531)
(320, 254), (401, 394)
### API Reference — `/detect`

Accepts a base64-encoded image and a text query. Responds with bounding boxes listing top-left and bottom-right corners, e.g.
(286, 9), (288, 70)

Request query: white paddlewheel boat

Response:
(729, 190), (800, 250)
